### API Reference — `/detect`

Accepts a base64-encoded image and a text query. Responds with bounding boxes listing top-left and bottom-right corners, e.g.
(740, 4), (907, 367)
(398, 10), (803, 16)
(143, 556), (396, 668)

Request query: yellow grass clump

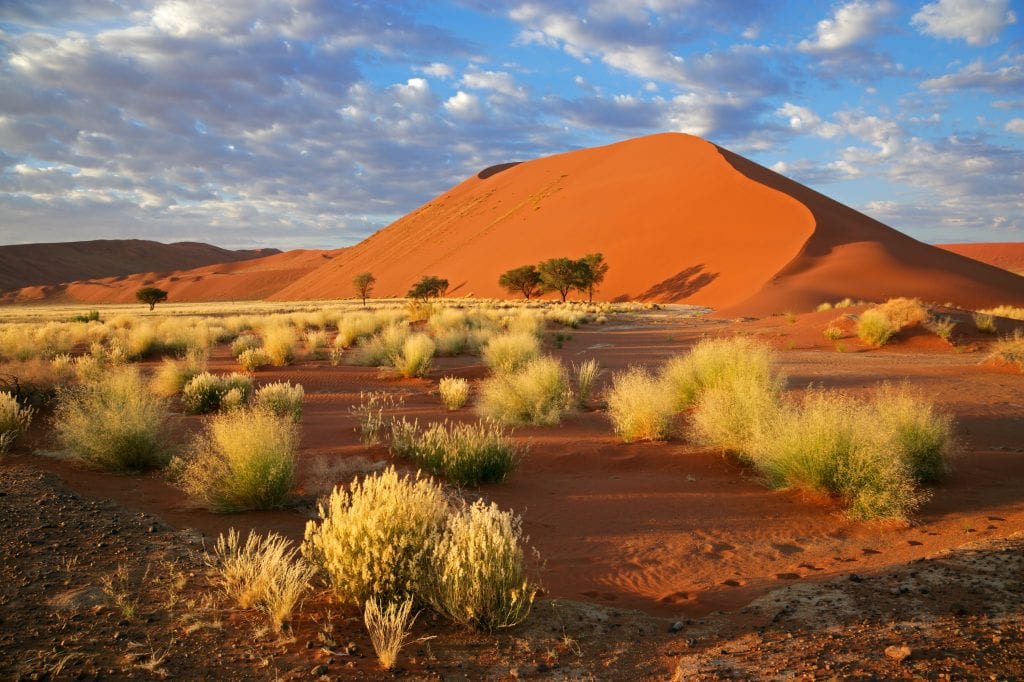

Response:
(254, 381), (304, 422)
(0, 391), (34, 456)
(438, 376), (470, 410)
(605, 366), (677, 442)
(364, 596), (417, 670)
(987, 329), (1024, 371)
(481, 332), (541, 374)
(477, 356), (572, 426)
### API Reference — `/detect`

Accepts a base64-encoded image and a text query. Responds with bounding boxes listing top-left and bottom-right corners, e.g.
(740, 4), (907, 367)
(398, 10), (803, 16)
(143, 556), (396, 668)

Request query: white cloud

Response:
(798, 1), (896, 52)
(920, 54), (1024, 92)
(912, 0), (1017, 46)
(1006, 118), (1024, 133)
(444, 91), (482, 119)
(460, 68), (526, 99)
(777, 102), (821, 131)
(420, 62), (454, 78)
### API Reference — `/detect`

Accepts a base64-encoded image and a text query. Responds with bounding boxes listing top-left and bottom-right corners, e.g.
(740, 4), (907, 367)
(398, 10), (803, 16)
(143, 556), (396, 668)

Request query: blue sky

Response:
(0, 0), (1021, 249)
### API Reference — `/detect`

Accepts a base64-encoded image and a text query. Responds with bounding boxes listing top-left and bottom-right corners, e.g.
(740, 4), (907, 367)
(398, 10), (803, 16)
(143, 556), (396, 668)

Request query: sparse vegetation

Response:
(427, 500), (536, 630)
(177, 408), (297, 512)
(55, 367), (170, 471)
(351, 391), (401, 445)
(392, 333), (435, 378)
(230, 333), (261, 358)
(973, 312), (997, 334)
(987, 329), (1024, 371)
(236, 348), (271, 372)
(477, 356), (572, 425)
(261, 325), (297, 366)
(926, 315), (956, 342)
(151, 351), (207, 397)
(823, 322), (844, 340)
(254, 381), (304, 422)
(856, 308), (895, 347)
(606, 366), (678, 442)
(660, 336), (782, 411)
(481, 332), (541, 375)
(0, 391), (34, 456)
(498, 265), (543, 300)
(181, 372), (254, 414)
(573, 359), (601, 408)
(364, 596), (417, 670)
(438, 376), (470, 410)
(389, 418), (523, 486)
(207, 529), (313, 632)
(978, 305), (1024, 321)
(350, 323), (410, 367)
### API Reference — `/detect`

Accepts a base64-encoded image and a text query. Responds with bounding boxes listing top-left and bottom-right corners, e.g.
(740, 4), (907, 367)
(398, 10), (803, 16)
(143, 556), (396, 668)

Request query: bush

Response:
(661, 336), (781, 410)
(605, 366), (677, 442)
(856, 309), (894, 347)
(987, 329), (1024, 371)
(925, 315), (956, 342)
(427, 500), (536, 630)
(207, 529), (314, 632)
(973, 312), (997, 334)
(304, 329), (328, 357)
(237, 348), (272, 372)
(979, 306), (1024, 321)
(302, 467), (448, 605)
(151, 351), (207, 397)
(477, 356), (572, 426)
(438, 376), (470, 410)
(54, 367), (170, 471)
(351, 323), (410, 367)
(823, 323), (843, 340)
(389, 418), (523, 486)
(0, 391), (34, 456)
(230, 334), (262, 358)
(573, 359), (601, 408)
(254, 381), (304, 422)
(481, 332), (541, 375)
(393, 333), (435, 378)
(866, 384), (952, 484)
(181, 372), (254, 414)
(177, 408), (297, 512)
(689, 375), (782, 456)
(876, 297), (929, 329)
(262, 326), (297, 366)
(364, 596), (417, 671)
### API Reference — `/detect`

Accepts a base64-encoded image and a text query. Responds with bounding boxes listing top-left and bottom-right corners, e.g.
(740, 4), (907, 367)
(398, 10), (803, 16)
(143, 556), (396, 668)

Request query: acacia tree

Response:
(537, 258), (585, 303)
(407, 275), (449, 301)
(577, 253), (609, 303)
(135, 286), (168, 311)
(498, 265), (542, 299)
(352, 271), (376, 306)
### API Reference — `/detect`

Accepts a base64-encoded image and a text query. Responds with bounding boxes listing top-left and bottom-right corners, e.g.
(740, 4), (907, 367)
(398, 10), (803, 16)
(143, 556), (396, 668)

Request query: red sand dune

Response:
(938, 242), (1024, 275)
(0, 239), (278, 293)
(268, 133), (1024, 314)
(6, 134), (1024, 313)
(4, 248), (337, 304)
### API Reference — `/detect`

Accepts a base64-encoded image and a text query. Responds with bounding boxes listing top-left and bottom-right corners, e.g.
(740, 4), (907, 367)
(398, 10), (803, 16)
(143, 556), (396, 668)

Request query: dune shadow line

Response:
(640, 264), (719, 301)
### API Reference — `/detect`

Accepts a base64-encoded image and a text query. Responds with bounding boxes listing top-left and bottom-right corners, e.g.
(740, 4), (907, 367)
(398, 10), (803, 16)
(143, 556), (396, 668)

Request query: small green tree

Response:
(353, 272), (376, 306)
(407, 276), (449, 301)
(537, 258), (585, 303)
(498, 265), (542, 300)
(135, 287), (168, 311)
(577, 253), (609, 303)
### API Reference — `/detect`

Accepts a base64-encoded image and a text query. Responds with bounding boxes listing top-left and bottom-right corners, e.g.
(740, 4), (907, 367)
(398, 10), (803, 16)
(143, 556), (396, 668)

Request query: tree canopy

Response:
(135, 286), (168, 311)
(537, 258), (587, 303)
(352, 271), (376, 306)
(407, 275), (448, 301)
(498, 264), (542, 299)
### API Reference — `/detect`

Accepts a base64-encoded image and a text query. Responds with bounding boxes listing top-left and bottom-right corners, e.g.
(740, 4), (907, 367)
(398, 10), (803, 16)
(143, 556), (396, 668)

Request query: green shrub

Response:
(477, 356), (572, 425)
(254, 381), (304, 422)
(237, 348), (272, 372)
(481, 332), (541, 375)
(427, 500), (536, 630)
(393, 333), (435, 378)
(177, 408), (297, 512)
(856, 309), (894, 347)
(866, 384), (952, 483)
(605, 366), (677, 442)
(389, 418), (523, 486)
(181, 372), (254, 414)
(231, 333), (262, 358)
(660, 336), (781, 410)
(54, 367), (170, 471)
(438, 376), (470, 410)
(302, 467), (448, 605)
(0, 391), (34, 456)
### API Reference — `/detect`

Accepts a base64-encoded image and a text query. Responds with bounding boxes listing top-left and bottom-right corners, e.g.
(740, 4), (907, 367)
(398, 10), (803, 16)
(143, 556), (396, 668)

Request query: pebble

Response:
(884, 644), (912, 662)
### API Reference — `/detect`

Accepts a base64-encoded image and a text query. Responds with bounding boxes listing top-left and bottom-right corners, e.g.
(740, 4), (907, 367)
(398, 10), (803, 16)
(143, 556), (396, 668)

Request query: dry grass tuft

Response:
(987, 329), (1024, 371)
(477, 356), (572, 425)
(0, 391), (34, 456)
(438, 376), (470, 410)
(254, 381), (304, 422)
(389, 418), (523, 486)
(605, 366), (677, 442)
(481, 332), (541, 375)
(364, 596), (417, 670)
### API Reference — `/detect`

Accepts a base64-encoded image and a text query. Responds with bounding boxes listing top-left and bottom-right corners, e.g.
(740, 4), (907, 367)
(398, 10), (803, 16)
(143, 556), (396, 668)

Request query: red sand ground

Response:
(939, 242), (1024, 275)
(0, 239), (278, 293)
(6, 134), (1024, 315)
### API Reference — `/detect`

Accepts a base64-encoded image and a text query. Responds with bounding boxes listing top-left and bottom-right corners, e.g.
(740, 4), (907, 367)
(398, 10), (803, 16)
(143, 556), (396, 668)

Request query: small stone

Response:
(669, 621), (685, 633)
(885, 645), (912, 662)
(848, 574), (863, 583)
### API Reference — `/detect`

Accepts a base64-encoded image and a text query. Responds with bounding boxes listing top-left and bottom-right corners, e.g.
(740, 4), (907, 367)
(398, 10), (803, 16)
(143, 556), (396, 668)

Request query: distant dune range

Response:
(937, 243), (1024, 276)
(4, 134), (1024, 313)
(0, 239), (280, 294)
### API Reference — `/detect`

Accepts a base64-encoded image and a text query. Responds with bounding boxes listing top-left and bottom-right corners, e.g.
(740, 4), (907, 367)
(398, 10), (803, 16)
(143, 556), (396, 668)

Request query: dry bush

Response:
(660, 336), (781, 410)
(823, 322), (844, 340)
(438, 376), (470, 410)
(393, 333), (435, 378)
(350, 323), (410, 366)
(0, 391), (34, 456)
(0, 358), (65, 407)
(433, 328), (493, 357)
(302, 467), (448, 605)
(573, 359), (602, 408)
(230, 333), (261, 358)
(504, 310), (545, 336)
(987, 329), (1024, 371)
(973, 312), (997, 334)
(177, 408), (297, 512)
(181, 372), (254, 414)
(237, 348), (271, 372)
(978, 305), (1024, 321)
(304, 329), (328, 357)
(254, 381), (304, 422)
(481, 332), (541, 375)
(605, 366), (677, 442)
(207, 529), (313, 632)
(262, 326), (297, 366)
(427, 500), (536, 630)
(689, 375), (782, 456)
(856, 309), (895, 347)
(350, 391), (402, 445)
(477, 356), (572, 426)
(389, 418), (523, 486)
(54, 367), (170, 471)
(151, 351), (207, 397)
(925, 315), (956, 342)
(866, 384), (953, 484)
(336, 312), (383, 348)
(364, 596), (417, 670)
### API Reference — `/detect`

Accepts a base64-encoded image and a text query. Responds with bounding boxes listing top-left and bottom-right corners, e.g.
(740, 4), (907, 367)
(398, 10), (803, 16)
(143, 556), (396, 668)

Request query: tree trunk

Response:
(149, 302), (155, 311)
